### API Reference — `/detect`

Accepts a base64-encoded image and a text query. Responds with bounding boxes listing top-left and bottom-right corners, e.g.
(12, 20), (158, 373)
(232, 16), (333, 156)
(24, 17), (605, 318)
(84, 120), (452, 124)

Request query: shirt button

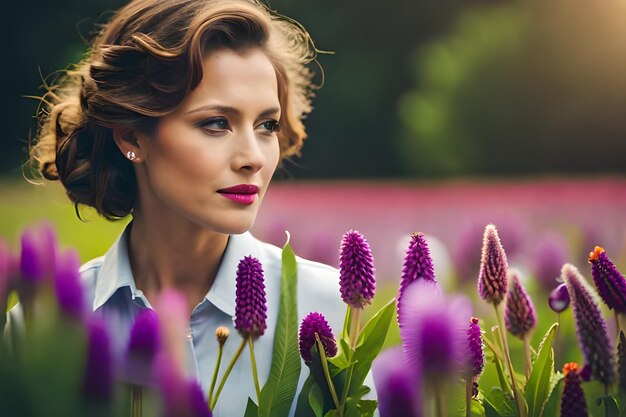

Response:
(187, 329), (193, 340)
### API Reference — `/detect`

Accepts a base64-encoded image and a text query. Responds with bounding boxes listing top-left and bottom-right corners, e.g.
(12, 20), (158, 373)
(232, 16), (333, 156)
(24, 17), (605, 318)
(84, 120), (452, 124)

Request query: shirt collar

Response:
(92, 223), (262, 317)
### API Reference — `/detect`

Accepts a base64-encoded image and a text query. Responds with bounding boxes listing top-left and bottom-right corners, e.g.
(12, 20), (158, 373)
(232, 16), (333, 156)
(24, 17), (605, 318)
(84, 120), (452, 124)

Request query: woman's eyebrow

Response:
(187, 105), (280, 118)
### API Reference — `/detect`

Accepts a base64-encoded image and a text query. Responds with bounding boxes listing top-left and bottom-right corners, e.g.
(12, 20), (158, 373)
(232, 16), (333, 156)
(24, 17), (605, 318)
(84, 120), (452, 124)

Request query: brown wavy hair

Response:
(30, 0), (319, 220)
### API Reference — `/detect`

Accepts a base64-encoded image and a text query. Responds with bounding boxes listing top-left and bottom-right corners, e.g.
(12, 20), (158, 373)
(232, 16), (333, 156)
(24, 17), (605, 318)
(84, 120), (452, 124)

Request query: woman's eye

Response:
(261, 120), (280, 134)
(198, 118), (229, 131)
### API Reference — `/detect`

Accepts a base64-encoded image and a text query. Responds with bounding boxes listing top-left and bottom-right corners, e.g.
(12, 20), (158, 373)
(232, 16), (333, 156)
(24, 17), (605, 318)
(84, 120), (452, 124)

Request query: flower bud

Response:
(339, 230), (375, 308)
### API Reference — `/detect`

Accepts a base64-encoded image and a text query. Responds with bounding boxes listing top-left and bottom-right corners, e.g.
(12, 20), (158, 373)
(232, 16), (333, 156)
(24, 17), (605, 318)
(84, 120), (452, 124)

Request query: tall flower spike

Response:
(561, 263), (615, 384)
(397, 233), (436, 318)
(123, 308), (161, 386)
(82, 318), (113, 402)
(373, 346), (422, 417)
(467, 317), (484, 378)
(19, 223), (58, 283)
(339, 230), (376, 308)
(588, 246), (626, 313)
(505, 269), (537, 340)
(298, 312), (338, 363)
(54, 249), (84, 320)
(235, 256), (267, 340)
(477, 224), (508, 305)
(399, 280), (472, 380)
(560, 363), (589, 417)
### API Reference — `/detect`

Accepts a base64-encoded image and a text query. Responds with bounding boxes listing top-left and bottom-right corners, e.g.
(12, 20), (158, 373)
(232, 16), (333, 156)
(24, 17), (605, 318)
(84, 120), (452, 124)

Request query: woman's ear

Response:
(112, 127), (144, 163)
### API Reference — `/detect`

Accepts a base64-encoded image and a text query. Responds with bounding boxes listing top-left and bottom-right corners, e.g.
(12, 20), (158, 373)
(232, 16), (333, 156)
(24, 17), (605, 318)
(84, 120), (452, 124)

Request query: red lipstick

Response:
(217, 184), (260, 205)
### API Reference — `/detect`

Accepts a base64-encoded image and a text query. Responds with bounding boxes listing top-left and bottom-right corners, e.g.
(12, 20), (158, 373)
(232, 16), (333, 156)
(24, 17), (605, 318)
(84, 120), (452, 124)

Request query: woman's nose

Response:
(231, 130), (265, 173)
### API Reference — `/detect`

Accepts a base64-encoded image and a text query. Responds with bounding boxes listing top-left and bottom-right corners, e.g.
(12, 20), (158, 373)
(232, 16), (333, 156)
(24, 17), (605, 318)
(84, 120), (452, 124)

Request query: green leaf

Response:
(343, 398), (361, 417)
(484, 334), (511, 394)
(323, 410), (339, 417)
(596, 396), (620, 417)
(358, 399), (378, 417)
(540, 372), (563, 417)
(243, 398), (259, 417)
(524, 323), (558, 417)
(308, 384), (324, 417)
(487, 387), (517, 417)
(353, 298), (396, 366)
(470, 399), (487, 417)
(259, 236), (302, 417)
(295, 374), (318, 417)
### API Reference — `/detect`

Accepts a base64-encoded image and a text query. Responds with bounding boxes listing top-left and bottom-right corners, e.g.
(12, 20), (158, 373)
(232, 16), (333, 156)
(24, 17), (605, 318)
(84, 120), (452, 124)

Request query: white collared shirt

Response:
(81, 225), (350, 417)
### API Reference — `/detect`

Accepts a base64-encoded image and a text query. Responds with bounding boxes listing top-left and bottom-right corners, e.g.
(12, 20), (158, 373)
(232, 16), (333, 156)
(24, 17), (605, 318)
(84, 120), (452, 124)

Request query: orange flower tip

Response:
(215, 326), (230, 346)
(588, 246), (605, 263)
(563, 362), (579, 376)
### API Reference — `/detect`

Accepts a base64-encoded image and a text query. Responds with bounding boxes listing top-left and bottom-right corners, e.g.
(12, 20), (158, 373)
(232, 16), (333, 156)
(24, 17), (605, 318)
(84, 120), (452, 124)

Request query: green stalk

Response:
(249, 337), (261, 403)
(207, 342), (224, 407)
(523, 334), (531, 381)
(316, 335), (342, 416)
(434, 379), (446, 417)
(349, 307), (362, 348)
(494, 303), (526, 417)
(465, 376), (472, 417)
(130, 386), (142, 417)
(211, 338), (247, 410)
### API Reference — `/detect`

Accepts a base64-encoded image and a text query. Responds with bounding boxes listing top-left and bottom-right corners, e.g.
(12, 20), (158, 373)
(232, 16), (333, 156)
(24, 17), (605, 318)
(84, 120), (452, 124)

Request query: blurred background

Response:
(2, 1), (626, 409)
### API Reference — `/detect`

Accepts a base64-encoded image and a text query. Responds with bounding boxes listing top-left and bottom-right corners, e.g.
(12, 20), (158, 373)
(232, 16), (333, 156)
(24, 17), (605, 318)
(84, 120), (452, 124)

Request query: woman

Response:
(28, 0), (347, 415)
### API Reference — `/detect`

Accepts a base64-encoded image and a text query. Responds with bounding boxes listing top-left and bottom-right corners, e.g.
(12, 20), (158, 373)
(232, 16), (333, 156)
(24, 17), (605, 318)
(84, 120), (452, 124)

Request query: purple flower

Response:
(122, 308), (161, 386)
(82, 318), (113, 402)
(54, 249), (84, 320)
(19, 223), (57, 283)
(235, 256), (267, 340)
(399, 280), (471, 380)
(477, 224), (508, 305)
(298, 312), (338, 363)
(467, 317), (484, 377)
(532, 233), (570, 291)
(505, 269), (537, 340)
(153, 289), (188, 372)
(588, 246), (626, 313)
(560, 363), (589, 417)
(156, 353), (212, 417)
(373, 346), (422, 417)
(397, 233), (436, 318)
(562, 263), (615, 384)
(339, 230), (376, 308)
(548, 283), (570, 313)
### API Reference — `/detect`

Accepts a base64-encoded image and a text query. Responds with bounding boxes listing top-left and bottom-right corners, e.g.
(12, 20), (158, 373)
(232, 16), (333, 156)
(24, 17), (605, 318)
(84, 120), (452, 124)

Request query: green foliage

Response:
(257, 237), (302, 417)
(524, 323), (558, 417)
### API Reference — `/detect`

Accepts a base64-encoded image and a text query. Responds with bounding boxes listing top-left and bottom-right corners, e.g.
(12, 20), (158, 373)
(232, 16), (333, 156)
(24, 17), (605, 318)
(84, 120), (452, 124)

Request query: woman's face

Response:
(135, 47), (281, 234)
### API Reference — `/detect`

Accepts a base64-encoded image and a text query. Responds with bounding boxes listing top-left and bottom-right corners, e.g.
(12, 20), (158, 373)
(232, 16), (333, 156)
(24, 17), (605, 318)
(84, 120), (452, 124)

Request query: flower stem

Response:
(434, 380), (446, 417)
(605, 383), (609, 417)
(130, 386), (142, 417)
(211, 338), (247, 410)
(249, 337), (261, 403)
(465, 376), (472, 417)
(349, 307), (362, 348)
(494, 304), (526, 417)
(316, 334), (342, 415)
(207, 343), (224, 407)
(523, 334), (531, 381)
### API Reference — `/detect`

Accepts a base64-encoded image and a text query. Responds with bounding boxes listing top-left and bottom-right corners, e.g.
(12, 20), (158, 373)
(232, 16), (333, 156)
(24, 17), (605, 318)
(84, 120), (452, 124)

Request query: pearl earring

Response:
(126, 151), (137, 161)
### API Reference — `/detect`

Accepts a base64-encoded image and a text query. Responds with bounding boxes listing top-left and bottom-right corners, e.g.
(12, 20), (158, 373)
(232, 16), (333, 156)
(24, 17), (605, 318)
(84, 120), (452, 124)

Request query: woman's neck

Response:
(128, 211), (230, 315)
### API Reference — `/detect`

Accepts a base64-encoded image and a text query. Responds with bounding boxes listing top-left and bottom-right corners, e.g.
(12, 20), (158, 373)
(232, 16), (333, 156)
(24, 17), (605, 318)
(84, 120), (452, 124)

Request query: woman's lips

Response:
(217, 184), (260, 205)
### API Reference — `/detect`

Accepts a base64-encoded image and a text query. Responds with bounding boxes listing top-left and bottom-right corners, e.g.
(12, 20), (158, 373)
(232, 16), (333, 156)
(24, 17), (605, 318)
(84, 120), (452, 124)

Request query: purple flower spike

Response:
(399, 280), (471, 380)
(339, 230), (376, 308)
(588, 246), (626, 313)
(477, 224), (508, 305)
(83, 318), (113, 402)
(548, 283), (570, 313)
(0, 239), (11, 311)
(54, 249), (84, 320)
(19, 224), (58, 283)
(504, 269), (537, 340)
(562, 263), (615, 384)
(299, 312), (338, 363)
(467, 317), (484, 377)
(235, 256), (267, 340)
(560, 363), (589, 417)
(187, 380), (213, 417)
(128, 309), (161, 357)
(397, 233), (436, 318)
(373, 346), (422, 417)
